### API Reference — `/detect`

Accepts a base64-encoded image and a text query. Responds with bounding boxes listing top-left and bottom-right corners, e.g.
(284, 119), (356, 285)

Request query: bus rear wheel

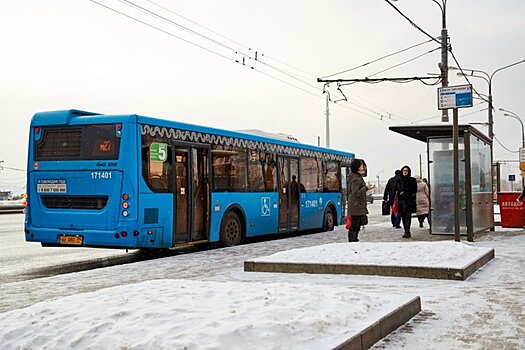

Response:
(220, 211), (243, 247)
(324, 208), (335, 232)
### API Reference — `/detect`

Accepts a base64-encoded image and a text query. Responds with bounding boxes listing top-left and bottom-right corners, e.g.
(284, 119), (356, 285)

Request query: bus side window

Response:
(300, 157), (320, 192)
(141, 143), (173, 192)
(323, 160), (340, 192)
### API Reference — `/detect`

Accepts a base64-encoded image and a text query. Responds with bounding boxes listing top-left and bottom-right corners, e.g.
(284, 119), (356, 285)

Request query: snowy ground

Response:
(0, 210), (523, 349)
(249, 241), (493, 268)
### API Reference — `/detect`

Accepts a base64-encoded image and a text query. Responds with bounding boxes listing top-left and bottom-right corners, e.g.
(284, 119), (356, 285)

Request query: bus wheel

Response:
(221, 211), (242, 247)
(324, 208), (335, 232)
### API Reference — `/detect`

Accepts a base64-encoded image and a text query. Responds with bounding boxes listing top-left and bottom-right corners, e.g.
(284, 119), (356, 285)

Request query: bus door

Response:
(278, 157), (300, 233)
(341, 165), (349, 218)
(173, 145), (210, 245)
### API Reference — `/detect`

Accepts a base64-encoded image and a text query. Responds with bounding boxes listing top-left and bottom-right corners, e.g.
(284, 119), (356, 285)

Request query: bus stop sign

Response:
(438, 84), (473, 110)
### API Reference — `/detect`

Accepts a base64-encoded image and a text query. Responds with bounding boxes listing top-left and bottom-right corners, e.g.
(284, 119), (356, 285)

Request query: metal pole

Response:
(325, 94), (330, 148)
(441, 27), (449, 123)
(488, 90), (493, 140)
(419, 153), (423, 177)
(453, 108), (460, 241)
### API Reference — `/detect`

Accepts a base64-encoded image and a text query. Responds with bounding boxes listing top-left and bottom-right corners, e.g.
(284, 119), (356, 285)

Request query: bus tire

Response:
(323, 208), (335, 232)
(220, 211), (243, 247)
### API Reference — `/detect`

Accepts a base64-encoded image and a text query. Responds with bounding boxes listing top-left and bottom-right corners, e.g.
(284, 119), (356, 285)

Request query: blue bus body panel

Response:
(25, 111), (145, 249)
(28, 171), (122, 230)
(136, 193), (174, 249)
(210, 192), (279, 242)
(210, 192), (341, 242)
(300, 192), (325, 229)
(136, 116), (355, 160)
(300, 192), (342, 229)
(30, 110), (100, 127)
(26, 110), (354, 250)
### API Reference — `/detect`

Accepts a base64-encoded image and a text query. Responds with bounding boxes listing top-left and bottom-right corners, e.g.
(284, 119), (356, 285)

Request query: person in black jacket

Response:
(347, 159), (374, 242)
(396, 165), (417, 238)
(383, 169), (402, 228)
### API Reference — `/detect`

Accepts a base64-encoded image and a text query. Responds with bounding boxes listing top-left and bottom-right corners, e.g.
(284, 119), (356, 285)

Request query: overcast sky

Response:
(1, 0), (524, 193)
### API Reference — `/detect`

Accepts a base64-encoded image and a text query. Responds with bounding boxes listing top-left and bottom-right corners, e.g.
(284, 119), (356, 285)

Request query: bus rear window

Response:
(35, 125), (121, 160)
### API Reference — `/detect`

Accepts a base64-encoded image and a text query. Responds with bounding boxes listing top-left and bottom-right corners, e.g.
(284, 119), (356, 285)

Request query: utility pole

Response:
(325, 93), (330, 148)
(439, 1), (449, 123)
(440, 27), (449, 122)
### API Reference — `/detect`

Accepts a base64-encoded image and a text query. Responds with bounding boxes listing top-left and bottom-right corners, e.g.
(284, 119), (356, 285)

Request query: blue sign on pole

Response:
(438, 85), (473, 110)
(509, 174), (516, 182)
(455, 92), (473, 107)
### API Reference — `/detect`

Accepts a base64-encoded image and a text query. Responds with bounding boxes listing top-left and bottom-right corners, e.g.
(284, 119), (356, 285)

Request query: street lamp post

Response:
(453, 59), (525, 140)
(499, 108), (525, 149)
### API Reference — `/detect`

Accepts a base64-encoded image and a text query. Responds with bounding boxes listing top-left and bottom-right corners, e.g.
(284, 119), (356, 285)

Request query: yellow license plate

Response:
(59, 235), (83, 245)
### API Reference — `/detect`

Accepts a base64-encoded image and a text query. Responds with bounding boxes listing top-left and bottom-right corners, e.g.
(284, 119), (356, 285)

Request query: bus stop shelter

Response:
(389, 124), (494, 238)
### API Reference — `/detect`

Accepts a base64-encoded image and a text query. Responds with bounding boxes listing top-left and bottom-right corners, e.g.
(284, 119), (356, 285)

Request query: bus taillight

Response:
(122, 210), (129, 217)
(121, 231), (128, 237)
(34, 127), (40, 134)
(122, 202), (129, 209)
(116, 124), (122, 137)
(122, 193), (129, 200)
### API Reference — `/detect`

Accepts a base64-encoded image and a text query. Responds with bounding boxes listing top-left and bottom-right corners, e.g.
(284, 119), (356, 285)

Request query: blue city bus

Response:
(25, 109), (355, 249)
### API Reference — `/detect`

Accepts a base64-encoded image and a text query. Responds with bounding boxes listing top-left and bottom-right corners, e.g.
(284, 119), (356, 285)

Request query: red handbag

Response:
(392, 194), (399, 214)
(345, 215), (352, 229)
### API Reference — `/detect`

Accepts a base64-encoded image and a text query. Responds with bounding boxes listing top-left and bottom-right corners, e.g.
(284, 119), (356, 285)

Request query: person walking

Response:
(396, 165), (417, 238)
(383, 169), (402, 228)
(347, 159), (374, 242)
(415, 175), (430, 228)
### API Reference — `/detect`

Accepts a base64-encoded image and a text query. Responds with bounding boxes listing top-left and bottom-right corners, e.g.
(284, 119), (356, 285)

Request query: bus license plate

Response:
(59, 235), (83, 245)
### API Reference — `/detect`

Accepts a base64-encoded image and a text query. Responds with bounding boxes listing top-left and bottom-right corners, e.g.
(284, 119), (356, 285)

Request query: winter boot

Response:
(348, 231), (359, 242)
(402, 232), (411, 238)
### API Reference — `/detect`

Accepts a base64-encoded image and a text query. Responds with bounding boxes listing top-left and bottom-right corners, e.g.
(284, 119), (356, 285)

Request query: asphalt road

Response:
(0, 213), (139, 284)
(0, 203), (387, 284)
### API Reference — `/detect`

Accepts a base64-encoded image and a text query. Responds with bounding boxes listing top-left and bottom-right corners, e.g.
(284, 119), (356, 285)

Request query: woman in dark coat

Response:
(396, 165), (417, 238)
(347, 159), (374, 242)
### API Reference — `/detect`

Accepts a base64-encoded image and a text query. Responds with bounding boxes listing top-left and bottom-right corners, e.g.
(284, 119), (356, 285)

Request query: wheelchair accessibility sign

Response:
(261, 197), (271, 216)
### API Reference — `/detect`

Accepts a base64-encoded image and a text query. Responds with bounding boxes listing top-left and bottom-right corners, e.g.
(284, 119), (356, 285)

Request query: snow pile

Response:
(0, 279), (415, 350)
(250, 241), (493, 269)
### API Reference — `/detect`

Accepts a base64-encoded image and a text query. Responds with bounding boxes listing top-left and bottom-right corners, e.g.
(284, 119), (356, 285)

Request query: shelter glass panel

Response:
(428, 138), (467, 234)
(470, 136), (494, 233)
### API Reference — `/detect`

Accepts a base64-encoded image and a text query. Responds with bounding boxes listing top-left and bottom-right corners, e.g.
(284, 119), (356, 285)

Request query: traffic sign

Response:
(438, 84), (473, 110)
(520, 147), (525, 171)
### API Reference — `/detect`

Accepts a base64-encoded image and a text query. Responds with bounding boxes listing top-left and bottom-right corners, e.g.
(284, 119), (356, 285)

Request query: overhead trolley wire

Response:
(91, 0), (399, 124)
(116, 0), (325, 93)
(366, 47), (441, 78)
(90, 0), (237, 63)
(143, 0), (250, 51)
(141, 2), (320, 82)
(320, 38), (438, 79)
(383, 0), (441, 45)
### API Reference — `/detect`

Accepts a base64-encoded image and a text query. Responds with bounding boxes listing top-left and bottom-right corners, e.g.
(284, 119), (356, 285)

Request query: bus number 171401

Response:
(91, 171), (112, 179)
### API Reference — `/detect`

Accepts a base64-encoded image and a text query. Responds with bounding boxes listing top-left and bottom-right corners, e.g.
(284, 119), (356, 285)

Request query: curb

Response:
(333, 296), (422, 350)
(244, 249), (494, 280)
